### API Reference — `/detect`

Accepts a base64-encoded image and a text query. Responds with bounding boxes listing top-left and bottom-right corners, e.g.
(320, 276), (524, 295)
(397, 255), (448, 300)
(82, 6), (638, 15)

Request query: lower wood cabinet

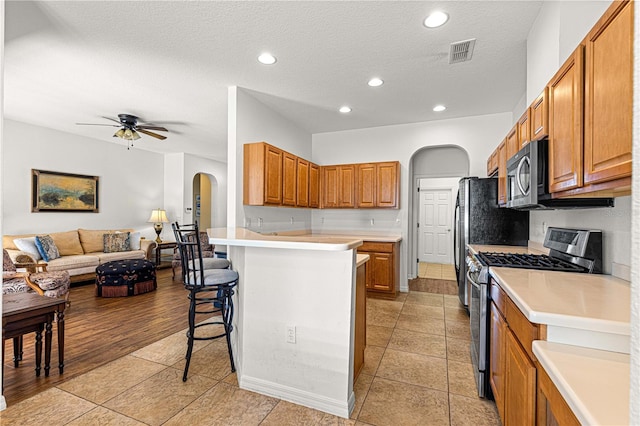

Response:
(505, 329), (536, 426)
(353, 259), (367, 384)
(357, 241), (399, 297)
(536, 363), (581, 426)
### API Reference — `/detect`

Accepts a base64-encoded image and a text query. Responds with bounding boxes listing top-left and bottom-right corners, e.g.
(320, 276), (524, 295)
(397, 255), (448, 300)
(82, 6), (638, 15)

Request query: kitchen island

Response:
(207, 227), (368, 418)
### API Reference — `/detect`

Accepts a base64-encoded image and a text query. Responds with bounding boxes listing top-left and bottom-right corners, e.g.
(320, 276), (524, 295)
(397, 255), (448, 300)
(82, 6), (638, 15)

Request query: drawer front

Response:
(490, 281), (506, 316)
(359, 241), (394, 253)
(506, 297), (539, 361)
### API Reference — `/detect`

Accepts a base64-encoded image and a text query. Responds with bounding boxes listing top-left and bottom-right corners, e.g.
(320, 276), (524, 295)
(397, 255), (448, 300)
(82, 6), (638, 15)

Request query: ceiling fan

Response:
(77, 114), (169, 142)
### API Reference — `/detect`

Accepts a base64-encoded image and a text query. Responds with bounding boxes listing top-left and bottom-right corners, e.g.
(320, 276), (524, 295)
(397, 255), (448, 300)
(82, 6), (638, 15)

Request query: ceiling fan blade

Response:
(137, 125), (168, 132)
(101, 116), (123, 124)
(76, 123), (120, 127)
(137, 128), (167, 140)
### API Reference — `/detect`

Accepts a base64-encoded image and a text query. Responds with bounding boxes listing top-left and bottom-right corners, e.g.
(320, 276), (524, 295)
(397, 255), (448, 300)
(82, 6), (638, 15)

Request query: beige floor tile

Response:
(358, 377), (450, 426)
(0, 387), (96, 425)
(367, 306), (401, 328)
(447, 360), (478, 398)
(66, 406), (148, 425)
(103, 367), (216, 426)
(57, 355), (167, 404)
(444, 294), (463, 308)
(130, 327), (213, 366)
(366, 324), (394, 347)
(163, 382), (278, 425)
(367, 298), (404, 315)
(319, 413), (358, 425)
(404, 291), (444, 307)
(395, 313), (446, 335)
(449, 393), (501, 426)
(351, 373), (374, 419)
(446, 319), (471, 341)
(445, 305), (470, 323)
(222, 371), (238, 386)
(387, 329), (446, 359)
(447, 337), (473, 364)
(394, 292), (408, 303)
(401, 303), (444, 319)
(261, 400), (326, 425)
(424, 269), (442, 279)
(376, 349), (448, 392)
(171, 339), (235, 380)
(361, 345), (385, 376)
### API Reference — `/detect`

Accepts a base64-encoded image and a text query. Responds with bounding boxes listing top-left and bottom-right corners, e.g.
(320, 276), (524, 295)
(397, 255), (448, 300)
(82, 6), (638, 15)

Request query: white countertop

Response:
(356, 254), (370, 267)
(533, 341), (630, 426)
(208, 227), (364, 251)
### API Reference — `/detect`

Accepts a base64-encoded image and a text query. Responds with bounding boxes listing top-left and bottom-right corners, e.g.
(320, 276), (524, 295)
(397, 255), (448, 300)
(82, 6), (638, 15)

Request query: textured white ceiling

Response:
(4, 1), (543, 162)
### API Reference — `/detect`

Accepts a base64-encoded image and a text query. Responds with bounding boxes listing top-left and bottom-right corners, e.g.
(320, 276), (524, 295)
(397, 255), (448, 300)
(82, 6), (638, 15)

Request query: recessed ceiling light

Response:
(433, 105), (446, 112)
(258, 53), (277, 65)
(368, 78), (384, 87)
(339, 106), (352, 113)
(424, 11), (449, 28)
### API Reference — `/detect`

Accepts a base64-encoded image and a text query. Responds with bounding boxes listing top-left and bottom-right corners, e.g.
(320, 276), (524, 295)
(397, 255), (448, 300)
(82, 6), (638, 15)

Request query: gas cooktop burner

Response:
(476, 252), (588, 273)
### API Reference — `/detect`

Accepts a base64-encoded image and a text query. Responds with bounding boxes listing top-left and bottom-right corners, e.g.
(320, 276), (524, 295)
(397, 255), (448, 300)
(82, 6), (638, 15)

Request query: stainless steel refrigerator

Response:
(453, 177), (529, 308)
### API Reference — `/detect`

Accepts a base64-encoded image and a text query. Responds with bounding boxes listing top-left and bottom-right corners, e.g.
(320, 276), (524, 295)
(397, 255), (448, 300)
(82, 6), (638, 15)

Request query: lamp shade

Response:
(148, 209), (169, 223)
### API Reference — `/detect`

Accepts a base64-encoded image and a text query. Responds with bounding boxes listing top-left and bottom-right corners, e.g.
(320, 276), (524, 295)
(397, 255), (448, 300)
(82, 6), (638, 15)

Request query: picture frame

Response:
(31, 169), (99, 212)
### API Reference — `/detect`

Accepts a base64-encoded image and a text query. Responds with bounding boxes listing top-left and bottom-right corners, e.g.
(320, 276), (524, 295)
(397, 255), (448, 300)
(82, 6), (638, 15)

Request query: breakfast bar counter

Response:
(207, 227), (367, 418)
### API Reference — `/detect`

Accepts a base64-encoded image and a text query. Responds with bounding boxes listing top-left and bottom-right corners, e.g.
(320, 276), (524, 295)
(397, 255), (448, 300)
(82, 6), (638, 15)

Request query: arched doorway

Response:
(407, 145), (470, 279)
(192, 173), (217, 229)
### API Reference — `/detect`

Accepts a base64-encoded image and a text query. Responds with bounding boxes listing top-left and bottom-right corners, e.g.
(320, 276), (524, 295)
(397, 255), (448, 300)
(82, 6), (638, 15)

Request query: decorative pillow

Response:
(79, 229), (112, 253)
(13, 237), (43, 261)
(50, 231), (84, 256)
(35, 235), (60, 262)
(103, 232), (131, 253)
(129, 231), (142, 250)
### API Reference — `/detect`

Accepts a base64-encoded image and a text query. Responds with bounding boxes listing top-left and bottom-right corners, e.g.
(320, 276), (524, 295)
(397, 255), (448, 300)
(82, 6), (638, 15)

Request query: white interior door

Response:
(418, 189), (452, 264)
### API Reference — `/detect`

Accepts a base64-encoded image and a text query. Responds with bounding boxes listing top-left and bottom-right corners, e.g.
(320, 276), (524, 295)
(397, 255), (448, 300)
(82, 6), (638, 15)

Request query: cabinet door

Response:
(548, 46), (584, 193)
(338, 165), (356, 207)
(506, 125), (519, 160)
(309, 163), (320, 208)
(368, 252), (393, 292)
(296, 158), (309, 207)
(583, 0), (633, 186)
(322, 166), (339, 208)
(376, 162), (399, 208)
(531, 89), (548, 141)
(505, 330), (536, 426)
(265, 144), (283, 205)
(497, 140), (507, 206)
(490, 303), (507, 424)
(282, 152), (297, 206)
(517, 109), (531, 148)
(357, 163), (377, 208)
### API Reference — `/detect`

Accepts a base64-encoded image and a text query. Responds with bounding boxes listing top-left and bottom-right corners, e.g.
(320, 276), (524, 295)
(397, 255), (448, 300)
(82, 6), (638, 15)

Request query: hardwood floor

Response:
(2, 268), (192, 406)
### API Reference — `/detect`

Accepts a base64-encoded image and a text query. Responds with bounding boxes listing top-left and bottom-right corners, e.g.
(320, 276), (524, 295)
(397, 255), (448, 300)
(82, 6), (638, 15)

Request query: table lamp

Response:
(148, 208), (169, 243)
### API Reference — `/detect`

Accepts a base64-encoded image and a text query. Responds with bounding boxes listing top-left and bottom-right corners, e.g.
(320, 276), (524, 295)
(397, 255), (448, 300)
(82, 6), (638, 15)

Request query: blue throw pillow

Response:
(35, 235), (60, 262)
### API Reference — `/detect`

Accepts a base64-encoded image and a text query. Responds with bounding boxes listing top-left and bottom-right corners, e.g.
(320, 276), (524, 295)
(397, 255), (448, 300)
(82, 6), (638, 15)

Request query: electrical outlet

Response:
(286, 325), (296, 343)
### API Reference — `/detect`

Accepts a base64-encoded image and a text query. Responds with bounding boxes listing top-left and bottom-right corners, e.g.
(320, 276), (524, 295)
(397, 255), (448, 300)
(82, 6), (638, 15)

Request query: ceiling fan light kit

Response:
(78, 113), (168, 149)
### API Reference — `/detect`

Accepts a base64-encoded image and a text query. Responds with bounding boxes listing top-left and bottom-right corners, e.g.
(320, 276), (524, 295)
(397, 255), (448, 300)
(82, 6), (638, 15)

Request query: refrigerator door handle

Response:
(453, 198), (460, 273)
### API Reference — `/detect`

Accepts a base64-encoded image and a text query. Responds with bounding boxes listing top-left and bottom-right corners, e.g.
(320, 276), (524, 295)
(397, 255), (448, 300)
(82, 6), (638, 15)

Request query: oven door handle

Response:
(467, 270), (481, 290)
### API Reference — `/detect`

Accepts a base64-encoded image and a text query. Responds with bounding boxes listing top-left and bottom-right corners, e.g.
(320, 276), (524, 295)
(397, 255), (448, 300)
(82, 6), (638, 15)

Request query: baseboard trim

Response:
(239, 374), (354, 418)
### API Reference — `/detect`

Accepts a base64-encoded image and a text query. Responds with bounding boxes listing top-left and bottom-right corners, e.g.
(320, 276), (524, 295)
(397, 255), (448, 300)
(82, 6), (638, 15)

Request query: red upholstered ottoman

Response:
(95, 259), (156, 297)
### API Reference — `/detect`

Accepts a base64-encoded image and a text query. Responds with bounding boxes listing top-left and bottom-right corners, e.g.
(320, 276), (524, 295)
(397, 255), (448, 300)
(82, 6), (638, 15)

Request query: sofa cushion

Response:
(13, 237), (43, 261)
(79, 229), (114, 253)
(46, 254), (100, 272)
(104, 232), (130, 253)
(97, 250), (146, 263)
(35, 235), (61, 262)
(3, 234), (36, 250)
(50, 230), (84, 256)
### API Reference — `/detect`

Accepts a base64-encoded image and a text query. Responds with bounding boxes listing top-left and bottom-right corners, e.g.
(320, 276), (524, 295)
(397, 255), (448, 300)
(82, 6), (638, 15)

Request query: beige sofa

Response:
(3, 229), (156, 283)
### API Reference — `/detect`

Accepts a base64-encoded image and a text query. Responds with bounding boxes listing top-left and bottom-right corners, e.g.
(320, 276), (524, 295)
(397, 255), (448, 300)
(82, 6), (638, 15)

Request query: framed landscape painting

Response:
(32, 169), (99, 212)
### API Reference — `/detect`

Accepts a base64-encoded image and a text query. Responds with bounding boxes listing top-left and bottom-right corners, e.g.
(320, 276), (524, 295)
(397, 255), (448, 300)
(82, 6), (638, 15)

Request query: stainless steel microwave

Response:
(506, 139), (614, 210)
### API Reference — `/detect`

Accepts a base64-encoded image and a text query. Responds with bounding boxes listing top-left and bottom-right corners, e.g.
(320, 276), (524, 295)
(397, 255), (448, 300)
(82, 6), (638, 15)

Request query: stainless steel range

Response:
(467, 227), (603, 398)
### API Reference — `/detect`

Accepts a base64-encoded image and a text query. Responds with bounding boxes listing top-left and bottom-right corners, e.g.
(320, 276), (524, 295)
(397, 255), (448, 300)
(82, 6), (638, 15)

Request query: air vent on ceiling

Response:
(449, 38), (476, 64)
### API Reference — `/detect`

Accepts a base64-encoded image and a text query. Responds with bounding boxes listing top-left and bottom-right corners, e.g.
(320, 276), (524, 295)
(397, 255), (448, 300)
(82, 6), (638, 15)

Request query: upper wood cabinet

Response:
(338, 165), (356, 208)
(517, 110), (530, 149)
(583, 0), (633, 186)
(322, 166), (339, 208)
(296, 158), (309, 207)
(309, 162), (320, 208)
(357, 162), (400, 208)
(244, 142), (283, 206)
(506, 125), (519, 160)
(548, 46), (585, 193)
(530, 88), (548, 141)
(487, 148), (499, 177)
(282, 151), (297, 207)
(497, 140), (507, 206)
